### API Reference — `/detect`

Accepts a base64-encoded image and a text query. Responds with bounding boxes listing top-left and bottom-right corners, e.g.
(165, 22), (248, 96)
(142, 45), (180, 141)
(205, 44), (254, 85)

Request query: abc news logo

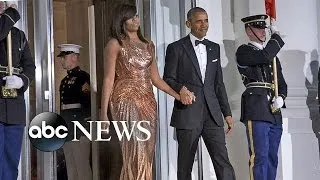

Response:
(28, 112), (151, 152)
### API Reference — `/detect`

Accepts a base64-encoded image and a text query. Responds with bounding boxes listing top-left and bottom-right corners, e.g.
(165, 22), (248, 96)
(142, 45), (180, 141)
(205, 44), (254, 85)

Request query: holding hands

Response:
(179, 86), (195, 105)
(177, 87), (234, 134)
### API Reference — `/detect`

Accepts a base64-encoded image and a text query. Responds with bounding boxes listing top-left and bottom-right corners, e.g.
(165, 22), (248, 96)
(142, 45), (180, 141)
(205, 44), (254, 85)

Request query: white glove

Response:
(9, 3), (17, 10)
(3, 75), (24, 89)
(268, 25), (280, 35)
(272, 96), (284, 109)
(5, 1), (17, 9)
(267, 95), (271, 101)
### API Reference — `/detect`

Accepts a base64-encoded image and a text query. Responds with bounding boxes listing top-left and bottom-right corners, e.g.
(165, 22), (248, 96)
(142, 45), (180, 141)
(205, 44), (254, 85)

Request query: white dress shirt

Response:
(249, 41), (264, 50)
(190, 33), (207, 82)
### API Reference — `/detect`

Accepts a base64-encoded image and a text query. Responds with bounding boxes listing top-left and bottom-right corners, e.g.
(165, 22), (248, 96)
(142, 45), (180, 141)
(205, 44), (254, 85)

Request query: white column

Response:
(228, 0), (251, 179)
(276, 0), (320, 179)
(230, 0), (320, 179)
(318, 0), (320, 55)
(153, 0), (183, 180)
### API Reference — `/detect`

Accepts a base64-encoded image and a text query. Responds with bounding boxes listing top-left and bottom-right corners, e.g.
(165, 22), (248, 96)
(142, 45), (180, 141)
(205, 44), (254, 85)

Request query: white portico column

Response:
(276, 0), (320, 179)
(232, 0), (320, 179)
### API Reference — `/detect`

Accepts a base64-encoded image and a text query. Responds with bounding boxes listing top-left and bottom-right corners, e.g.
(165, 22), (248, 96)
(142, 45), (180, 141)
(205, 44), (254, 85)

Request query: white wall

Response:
(153, 0), (184, 180)
(276, 0), (320, 179)
(229, 0), (320, 179)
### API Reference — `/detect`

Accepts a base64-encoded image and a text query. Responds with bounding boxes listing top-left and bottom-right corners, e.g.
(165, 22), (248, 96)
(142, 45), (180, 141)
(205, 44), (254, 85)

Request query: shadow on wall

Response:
(221, 39), (249, 180)
(305, 49), (320, 164)
(222, 40), (244, 99)
(279, 49), (320, 179)
(222, 40), (245, 111)
(279, 50), (307, 92)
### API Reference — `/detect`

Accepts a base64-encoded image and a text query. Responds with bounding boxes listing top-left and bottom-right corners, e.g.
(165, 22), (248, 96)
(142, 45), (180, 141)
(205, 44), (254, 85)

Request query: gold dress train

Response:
(109, 39), (157, 180)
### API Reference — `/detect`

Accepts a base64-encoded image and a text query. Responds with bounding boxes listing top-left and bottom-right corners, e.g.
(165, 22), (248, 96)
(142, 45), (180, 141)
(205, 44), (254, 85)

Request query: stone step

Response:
(282, 108), (310, 119)
(285, 96), (307, 106)
(287, 87), (308, 97)
(282, 117), (315, 134)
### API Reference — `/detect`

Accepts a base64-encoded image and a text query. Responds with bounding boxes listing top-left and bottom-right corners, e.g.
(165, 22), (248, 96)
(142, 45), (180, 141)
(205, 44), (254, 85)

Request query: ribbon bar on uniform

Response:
(61, 103), (81, 110)
(245, 82), (274, 89)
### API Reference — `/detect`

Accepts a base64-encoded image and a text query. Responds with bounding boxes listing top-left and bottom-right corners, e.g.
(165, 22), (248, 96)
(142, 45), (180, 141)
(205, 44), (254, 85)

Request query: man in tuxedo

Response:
(163, 7), (235, 180)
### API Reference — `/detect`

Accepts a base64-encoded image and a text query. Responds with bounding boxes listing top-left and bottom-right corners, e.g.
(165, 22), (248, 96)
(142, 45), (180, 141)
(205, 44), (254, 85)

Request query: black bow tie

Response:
(195, 39), (206, 46)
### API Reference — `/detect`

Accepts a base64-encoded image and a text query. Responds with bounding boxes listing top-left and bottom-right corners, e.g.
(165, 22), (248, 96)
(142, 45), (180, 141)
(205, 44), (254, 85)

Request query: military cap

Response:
(241, 14), (268, 29)
(57, 44), (82, 57)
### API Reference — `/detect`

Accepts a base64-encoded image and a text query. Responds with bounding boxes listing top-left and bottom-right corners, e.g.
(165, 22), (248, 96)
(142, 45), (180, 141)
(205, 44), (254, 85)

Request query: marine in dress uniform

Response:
(57, 44), (92, 180)
(236, 14), (288, 180)
(0, 4), (36, 180)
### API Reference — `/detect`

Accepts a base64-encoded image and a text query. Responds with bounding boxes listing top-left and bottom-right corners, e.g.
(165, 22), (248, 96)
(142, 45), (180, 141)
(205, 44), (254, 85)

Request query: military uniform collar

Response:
(67, 66), (80, 75)
(248, 41), (263, 50)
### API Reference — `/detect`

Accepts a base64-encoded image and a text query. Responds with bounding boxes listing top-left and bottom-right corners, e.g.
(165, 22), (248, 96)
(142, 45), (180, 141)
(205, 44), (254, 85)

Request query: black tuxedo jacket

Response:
(163, 35), (232, 129)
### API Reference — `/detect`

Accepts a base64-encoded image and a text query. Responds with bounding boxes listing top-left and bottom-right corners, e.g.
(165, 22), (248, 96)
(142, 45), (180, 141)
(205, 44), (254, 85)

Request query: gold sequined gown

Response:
(109, 40), (157, 180)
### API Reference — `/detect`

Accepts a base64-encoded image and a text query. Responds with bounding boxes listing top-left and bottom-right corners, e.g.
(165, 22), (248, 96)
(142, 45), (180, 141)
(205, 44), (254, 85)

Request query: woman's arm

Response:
(150, 59), (180, 100)
(148, 42), (180, 100)
(100, 38), (120, 121)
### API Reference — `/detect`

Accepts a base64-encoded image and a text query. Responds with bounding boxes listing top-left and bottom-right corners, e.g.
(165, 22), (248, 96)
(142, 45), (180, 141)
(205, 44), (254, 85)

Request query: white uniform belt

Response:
(245, 82), (273, 89)
(61, 103), (81, 110)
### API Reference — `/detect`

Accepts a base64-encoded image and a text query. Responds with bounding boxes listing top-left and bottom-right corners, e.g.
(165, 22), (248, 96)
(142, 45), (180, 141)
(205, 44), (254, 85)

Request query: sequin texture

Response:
(109, 40), (157, 180)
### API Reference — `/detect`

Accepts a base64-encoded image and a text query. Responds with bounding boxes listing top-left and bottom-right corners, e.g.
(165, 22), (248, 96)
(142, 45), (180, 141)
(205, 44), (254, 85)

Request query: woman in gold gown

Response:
(100, 4), (182, 180)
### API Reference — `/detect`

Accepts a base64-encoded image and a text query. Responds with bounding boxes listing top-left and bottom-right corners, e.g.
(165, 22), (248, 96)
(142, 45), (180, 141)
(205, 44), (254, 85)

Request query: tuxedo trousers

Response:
(176, 102), (235, 180)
